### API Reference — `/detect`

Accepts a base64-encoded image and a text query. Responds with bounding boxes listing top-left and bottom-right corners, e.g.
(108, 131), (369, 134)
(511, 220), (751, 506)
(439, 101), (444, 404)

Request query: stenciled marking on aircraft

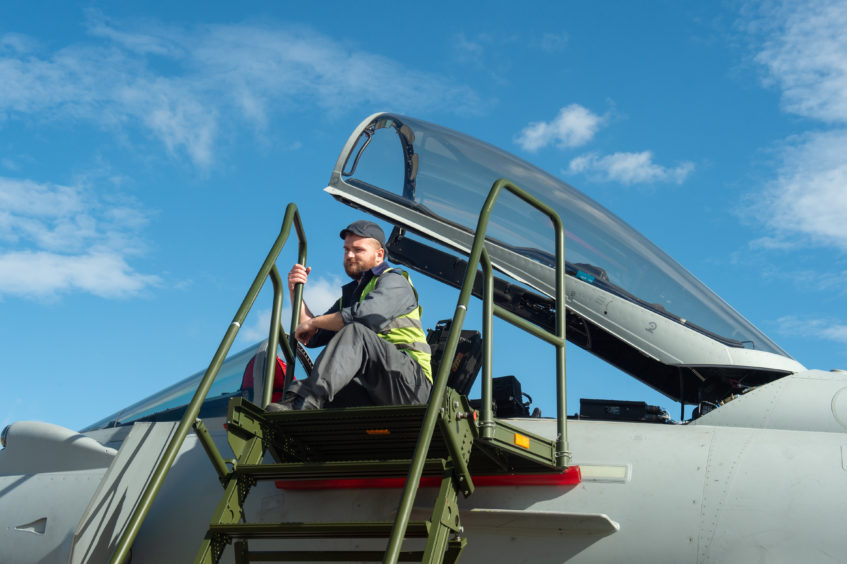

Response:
(577, 464), (630, 483)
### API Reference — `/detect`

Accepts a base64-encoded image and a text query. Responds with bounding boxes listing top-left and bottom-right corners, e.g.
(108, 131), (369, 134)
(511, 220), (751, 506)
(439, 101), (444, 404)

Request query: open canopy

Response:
(325, 113), (804, 404)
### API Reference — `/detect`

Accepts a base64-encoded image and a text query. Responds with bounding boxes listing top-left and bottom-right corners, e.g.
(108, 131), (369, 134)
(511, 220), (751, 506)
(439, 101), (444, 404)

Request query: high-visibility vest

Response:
(345, 268), (432, 383)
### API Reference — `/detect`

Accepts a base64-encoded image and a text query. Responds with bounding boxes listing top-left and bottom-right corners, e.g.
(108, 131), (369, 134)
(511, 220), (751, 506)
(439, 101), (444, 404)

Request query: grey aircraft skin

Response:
(2, 113), (845, 563)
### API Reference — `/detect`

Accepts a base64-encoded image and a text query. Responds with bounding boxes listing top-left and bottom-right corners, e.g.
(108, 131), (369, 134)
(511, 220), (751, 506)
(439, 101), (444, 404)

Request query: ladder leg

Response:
(443, 536), (468, 564)
(234, 541), (249, 564)
(195, 436), (264, 564)
(421, 471), (464, 564)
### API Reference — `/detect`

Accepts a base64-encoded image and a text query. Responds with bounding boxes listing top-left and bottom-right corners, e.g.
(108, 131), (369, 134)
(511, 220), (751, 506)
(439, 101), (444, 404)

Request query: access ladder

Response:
(109, 178), (571, 564)
(196, 386), (565, 563)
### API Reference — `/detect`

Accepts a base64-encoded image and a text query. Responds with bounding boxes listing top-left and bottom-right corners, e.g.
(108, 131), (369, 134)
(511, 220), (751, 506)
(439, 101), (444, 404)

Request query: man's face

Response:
(343, 234), (384, 279)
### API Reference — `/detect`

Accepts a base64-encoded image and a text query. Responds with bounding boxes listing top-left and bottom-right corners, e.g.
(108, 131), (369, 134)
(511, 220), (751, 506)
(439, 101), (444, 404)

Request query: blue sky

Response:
(2, 1), (846, 432)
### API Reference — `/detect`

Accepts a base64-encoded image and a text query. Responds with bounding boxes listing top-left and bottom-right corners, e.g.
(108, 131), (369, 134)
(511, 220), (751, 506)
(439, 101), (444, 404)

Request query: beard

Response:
(344, 259), (372, 279)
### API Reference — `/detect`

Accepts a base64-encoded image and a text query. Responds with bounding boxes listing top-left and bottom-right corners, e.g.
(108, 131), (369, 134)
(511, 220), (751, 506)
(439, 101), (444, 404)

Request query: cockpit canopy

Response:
(82, 342), (266, 431)
(325, 113), (804, 404)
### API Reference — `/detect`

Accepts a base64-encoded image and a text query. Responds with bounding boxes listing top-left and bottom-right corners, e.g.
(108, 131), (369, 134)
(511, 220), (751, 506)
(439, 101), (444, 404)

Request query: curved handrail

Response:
(110, 203), (307, 564)
(383, 178), (569, 563)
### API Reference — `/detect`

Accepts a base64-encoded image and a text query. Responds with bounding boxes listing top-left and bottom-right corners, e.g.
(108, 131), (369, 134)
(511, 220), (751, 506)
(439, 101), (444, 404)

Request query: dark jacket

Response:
(306, 262), (419, 348)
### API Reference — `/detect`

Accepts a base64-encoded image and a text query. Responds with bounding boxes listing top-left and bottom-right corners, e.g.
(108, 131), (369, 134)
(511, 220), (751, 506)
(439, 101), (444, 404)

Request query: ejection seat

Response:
(239, 348), (288, 405)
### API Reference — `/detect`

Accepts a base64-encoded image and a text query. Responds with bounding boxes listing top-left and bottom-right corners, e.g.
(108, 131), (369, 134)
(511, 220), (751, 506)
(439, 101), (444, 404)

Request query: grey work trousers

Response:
(288, 323), (431, 407)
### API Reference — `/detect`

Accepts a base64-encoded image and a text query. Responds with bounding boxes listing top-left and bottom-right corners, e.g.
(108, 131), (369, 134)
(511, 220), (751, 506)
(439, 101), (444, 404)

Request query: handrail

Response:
(383, 178), (569, 563)
(110, 203), (307, 564)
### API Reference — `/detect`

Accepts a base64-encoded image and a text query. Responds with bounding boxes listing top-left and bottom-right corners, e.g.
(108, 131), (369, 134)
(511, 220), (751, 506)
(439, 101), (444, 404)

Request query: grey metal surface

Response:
(440, 508), (619, 536)
(692, 369), (847, 432)
(69, 421), (179, 564)
(3, 371), (847, 562)
(0, 421), (116, 474)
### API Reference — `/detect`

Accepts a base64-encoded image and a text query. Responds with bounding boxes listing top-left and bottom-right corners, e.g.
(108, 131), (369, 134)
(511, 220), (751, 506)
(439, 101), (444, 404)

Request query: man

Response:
(267, 220), (432, 411)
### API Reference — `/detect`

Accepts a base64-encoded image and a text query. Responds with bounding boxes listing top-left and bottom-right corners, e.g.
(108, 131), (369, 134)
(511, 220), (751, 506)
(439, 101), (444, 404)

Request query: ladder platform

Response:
(208, 521), (431, 540)
(228, 397), (561, 473)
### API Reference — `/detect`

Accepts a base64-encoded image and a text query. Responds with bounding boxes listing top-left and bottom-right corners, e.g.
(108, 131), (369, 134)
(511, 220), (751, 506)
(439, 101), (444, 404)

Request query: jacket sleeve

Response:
(340, 271), (418, 332)
(305, 298), (341, 348)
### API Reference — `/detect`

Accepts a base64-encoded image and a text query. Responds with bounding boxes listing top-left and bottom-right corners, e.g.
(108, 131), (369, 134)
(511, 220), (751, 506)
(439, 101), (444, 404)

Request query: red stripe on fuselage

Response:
(275, 466), (581, 490)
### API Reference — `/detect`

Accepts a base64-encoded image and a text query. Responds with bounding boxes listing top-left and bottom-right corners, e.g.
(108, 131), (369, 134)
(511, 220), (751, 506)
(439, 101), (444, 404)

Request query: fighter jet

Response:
(2, 113), (844, 563)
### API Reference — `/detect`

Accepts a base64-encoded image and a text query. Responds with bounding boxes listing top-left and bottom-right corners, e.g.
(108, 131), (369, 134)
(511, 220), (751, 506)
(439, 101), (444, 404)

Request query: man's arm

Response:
(288, 264), (315, 323)
(294, 312), (344, 344)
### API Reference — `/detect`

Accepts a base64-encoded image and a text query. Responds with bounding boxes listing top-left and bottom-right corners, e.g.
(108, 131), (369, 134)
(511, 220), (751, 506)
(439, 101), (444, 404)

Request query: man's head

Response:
(339, 220), (386, 279)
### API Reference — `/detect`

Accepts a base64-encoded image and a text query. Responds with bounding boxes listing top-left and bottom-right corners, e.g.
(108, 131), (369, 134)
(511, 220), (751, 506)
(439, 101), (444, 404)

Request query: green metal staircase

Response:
(195, 384), (564, 563)
(109, 178), (571, 564)
(196, 390), (477, 563)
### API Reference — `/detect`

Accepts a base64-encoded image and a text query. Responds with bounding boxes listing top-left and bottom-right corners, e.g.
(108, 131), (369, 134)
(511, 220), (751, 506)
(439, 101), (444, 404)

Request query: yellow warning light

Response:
(366, 429), (391, 436)
(514, 433), (530, 449)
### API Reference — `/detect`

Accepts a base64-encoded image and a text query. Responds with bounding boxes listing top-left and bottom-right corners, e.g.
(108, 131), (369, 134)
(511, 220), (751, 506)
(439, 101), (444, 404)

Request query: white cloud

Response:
(0, 38), (218, 167)
(752, 130), (847, 250)
(302, 275), (344, 315)
(754, 0), (847, 124)
(0, 18), (481, 168)
(0, 176), (159, 299)
(777, 315), (847, 344)
(748, 235), (803, 251)
(515, 104), (606, 151)
(518, 105), (695, 186)
(746, 1), (847, 252)
(567, 151), (695, 185)
(0, 250), (159, 299)
(85, 11), (183, 57)
(239, 308), (277, 345)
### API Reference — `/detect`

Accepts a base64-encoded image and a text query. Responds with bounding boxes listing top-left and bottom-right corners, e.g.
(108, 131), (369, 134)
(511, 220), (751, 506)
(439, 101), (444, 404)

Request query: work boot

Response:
(266, 392), (302, 412)
(299, 396), (322, 410)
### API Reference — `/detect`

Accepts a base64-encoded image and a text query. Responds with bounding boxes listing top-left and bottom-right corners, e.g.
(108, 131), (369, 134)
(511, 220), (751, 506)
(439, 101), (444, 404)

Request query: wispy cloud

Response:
(0, 176), (159, 299)
(452, 32), (488, 66)
(777, 315), (847, 344)
(534, 32), (569, 53)
(753, 0), (847, 123)
(0, 250), (158, 299)
(515, 104), (606, 151)
(751, 130), (847, 250)
(516, 104), (694, 185)
(0, 13), (482, 302)
(757, 261), (847, 294)
(746, 0), (847, 251)
(0, 15), (481, 169)
(567, 151), (695, 185)
(239, 308), (278, 345)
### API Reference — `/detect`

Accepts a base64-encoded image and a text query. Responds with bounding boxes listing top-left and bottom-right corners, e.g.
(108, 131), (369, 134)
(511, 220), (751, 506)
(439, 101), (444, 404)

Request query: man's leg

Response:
(285, 323), (430, 408)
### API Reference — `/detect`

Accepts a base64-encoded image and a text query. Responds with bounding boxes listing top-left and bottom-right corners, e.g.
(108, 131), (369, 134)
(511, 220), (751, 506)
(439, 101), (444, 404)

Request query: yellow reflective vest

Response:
(352, 269), (432, 383)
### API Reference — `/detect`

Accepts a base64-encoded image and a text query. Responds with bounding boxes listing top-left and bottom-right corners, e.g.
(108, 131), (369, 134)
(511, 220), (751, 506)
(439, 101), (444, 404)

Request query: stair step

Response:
(209, 521), (430, 540)
(233, 459), (447, 481)
(236, 549), (425, 562)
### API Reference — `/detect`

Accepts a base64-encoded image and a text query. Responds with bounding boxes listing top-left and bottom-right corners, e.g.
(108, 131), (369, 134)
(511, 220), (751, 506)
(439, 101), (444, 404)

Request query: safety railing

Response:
(384, 178), (570, 564)
(110, 203), (308, 564)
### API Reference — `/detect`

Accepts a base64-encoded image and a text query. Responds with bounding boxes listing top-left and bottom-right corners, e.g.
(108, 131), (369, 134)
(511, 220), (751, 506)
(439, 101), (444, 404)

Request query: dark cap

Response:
(339, 220), (386, 248)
